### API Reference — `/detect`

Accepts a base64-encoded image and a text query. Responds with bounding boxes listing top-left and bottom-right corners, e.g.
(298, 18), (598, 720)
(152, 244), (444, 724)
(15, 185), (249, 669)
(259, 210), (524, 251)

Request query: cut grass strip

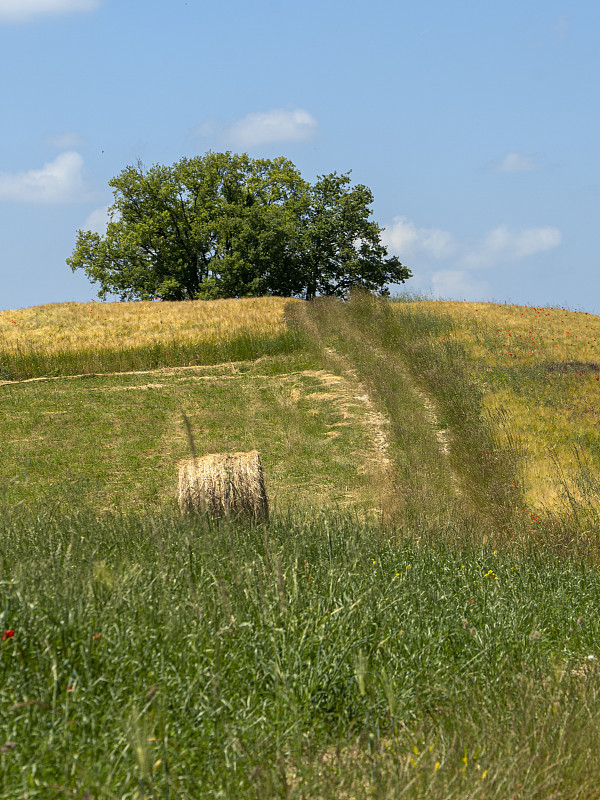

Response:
(0, 356), (388, 514)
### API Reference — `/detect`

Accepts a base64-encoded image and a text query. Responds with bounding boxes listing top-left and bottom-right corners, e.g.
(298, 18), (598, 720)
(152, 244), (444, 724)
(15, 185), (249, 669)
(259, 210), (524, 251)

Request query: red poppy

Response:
(1, 630), (14, 641)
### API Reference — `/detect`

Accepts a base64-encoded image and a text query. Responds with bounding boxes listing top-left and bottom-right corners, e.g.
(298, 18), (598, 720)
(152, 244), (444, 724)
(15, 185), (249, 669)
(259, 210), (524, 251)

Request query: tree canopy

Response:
(68, 152), (411, 301)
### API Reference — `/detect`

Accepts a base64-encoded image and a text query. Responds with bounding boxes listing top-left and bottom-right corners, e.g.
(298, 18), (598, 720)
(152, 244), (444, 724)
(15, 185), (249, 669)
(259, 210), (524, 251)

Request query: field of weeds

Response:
(2, 508), (600, 799)
(2, 293), (600, 798)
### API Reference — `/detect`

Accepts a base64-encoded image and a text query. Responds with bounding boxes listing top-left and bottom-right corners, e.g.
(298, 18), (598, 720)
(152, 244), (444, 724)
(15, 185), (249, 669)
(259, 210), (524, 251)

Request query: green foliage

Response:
(67, 152), (411, 300)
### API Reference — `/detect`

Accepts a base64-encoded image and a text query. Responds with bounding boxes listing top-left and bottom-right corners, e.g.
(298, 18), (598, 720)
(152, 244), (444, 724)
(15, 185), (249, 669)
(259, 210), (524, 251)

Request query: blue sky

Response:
(1, 0), (598, 311)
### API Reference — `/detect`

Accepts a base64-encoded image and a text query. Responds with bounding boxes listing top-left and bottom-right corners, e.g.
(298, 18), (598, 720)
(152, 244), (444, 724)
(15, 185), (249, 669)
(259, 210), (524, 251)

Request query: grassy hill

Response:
(0, 298), (390, 515)
(2, 294), (600, 798)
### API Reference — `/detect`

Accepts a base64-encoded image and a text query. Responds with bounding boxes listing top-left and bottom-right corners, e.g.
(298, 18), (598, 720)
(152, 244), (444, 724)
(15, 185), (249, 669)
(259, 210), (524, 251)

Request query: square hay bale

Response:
(178, 450), (268, 522)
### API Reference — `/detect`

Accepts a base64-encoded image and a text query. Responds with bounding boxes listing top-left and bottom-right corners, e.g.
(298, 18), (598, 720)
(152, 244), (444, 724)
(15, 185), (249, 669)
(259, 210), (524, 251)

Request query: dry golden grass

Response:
(0, 296), (291, 355)
(418, 300), (600, 365)
(178, 450), (269, 521)
(412, 301), (600, 514)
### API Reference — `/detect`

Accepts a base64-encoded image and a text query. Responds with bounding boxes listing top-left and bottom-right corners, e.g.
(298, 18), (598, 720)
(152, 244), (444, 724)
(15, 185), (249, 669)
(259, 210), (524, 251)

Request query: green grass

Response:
(0, 353), (384, 514)
(2, 508), (600, 798)
(3, 293), (600, 798)
(288, 293), (521, 531)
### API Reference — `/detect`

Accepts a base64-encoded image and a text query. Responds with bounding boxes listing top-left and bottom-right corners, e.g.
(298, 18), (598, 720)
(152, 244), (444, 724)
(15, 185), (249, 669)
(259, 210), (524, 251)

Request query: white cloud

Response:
(0, 151), (89, 203)
(382, 216), (457, 261)
(461, 225), (562, 268)
(384, 216), (562, 299)
(45, 131), (85, 149)
(192, 117), (219, 139)
(226, 108), (318, 148)
(430, 269), (489, 301)
(0, 0), (99, 22)
(494, 151), (537, 173)
(384, 216), (561, 271)
(82, 204), (113, 234)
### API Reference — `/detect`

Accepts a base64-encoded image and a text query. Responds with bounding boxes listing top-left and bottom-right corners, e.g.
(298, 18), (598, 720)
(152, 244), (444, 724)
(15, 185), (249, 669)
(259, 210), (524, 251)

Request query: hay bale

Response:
(178, 450), (269, 522)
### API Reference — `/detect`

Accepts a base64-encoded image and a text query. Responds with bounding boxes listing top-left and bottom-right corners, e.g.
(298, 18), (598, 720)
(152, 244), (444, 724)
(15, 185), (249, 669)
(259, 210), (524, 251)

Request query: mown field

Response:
(0, 358), (388, 515)
(2, 293), (600, 799)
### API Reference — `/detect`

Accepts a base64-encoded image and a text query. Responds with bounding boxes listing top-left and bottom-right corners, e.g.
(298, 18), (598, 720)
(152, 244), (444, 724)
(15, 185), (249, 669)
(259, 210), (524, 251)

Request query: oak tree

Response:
(68, 152), (411, 300)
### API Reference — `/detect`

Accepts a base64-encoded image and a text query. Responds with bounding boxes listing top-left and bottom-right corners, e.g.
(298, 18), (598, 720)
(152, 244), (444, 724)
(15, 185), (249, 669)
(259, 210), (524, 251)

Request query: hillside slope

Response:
(3, 294), (599, 529)
(3, 295), (600, 799)
(1, 298), (393, 514)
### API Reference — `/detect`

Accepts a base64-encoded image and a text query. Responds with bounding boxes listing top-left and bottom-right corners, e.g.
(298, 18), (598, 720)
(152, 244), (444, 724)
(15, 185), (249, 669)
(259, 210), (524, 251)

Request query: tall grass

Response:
(0, 298), (292, 352)
(3, 292), (600, 797)
(287, 292), (521, 532)
(0, 327), (307, 381)
(2, 507), (600, 798)
(0, 297), (303, 380)
(416, 300), (600, 518)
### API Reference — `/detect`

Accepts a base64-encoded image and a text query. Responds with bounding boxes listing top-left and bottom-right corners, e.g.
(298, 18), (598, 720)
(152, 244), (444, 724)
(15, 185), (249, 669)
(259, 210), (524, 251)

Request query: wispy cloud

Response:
(384, 217), (561, 271)
(461, 225), (562, 268)
(430, 269), (489, 300)
(82, 204), (112, 234)
(45, 131), (85, 149)
(0, 151), (90, 203)
(384, 216), (561, 299)
(493, 151), (537, 173)
(554, 13), (570, 40)
(0, 0), (100, 23)
(381, 216), (457, 261)
(225, 108), (318, 148)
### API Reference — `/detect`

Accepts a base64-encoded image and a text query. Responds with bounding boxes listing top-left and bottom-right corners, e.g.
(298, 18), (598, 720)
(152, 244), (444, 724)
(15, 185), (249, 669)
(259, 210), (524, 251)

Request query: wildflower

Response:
(1, 630), (14, 641)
